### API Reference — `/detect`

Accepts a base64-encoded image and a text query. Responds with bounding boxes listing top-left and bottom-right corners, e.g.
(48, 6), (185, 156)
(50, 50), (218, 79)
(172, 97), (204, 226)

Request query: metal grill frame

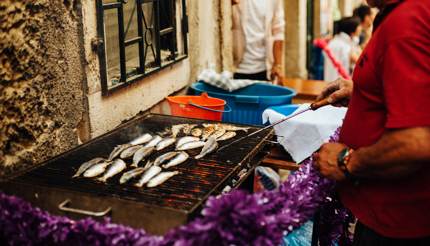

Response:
(0, 114), (273, 234)
(95, 0), (189, 96)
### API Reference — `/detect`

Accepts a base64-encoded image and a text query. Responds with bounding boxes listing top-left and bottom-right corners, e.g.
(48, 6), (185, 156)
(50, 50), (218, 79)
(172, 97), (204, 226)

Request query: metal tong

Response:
(217, 98), (331, 152)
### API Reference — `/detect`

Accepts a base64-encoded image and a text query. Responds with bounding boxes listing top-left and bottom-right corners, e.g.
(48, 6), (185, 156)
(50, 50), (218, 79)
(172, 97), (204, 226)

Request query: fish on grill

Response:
(135, 165), (162, 187)
(191, 128), (203, 137)
(131, 146), (155, 167)
(147, 171), (180, 188)
(217, 131), (236, 141)
(171, 124), (188, 138)
(182, 124), (197, 135)
(72, 157), (105, 178)
(176, 141), (206, 151)
(143, 135), (163, 148)
(97, 159), (127, 182)
(176, 136), (200, 149)
(158, 127), (172, 137)
(195, 136), (218, 159)
(210, 128), (226, 140)
(83, 161), (112, 178)
(156, 137), (176, 151)
(201, 126), (216, 140)
(120, 145), (143, 159)
(119, 167), (146, 184)
(162, 152), (189, 169)
(203, 123), (250, 133)
(154, 152), (178, 166)
(108, 144), (133, 161)
(221, 124), (250, 133)
(129, 133), (152, 145)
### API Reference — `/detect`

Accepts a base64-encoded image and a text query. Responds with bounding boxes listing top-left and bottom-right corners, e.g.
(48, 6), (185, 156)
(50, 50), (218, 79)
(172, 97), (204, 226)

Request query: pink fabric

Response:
(314, 38), (352, 80)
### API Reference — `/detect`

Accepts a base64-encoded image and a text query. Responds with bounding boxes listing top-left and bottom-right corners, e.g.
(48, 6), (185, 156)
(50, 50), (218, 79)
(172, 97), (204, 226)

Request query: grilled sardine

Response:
(191, 127), (203, 137)
(201, 126), (216, 140)
(147, 171), (180, 188)
(143, 135), (162, 148)
(73, 157), (105, 178)
(135, 165), (162, 187)
(83, 161), (111, 178)
(176, 140), (206, 151)
(156, 137), (176, 151)
(183, 124), (197, 135)
(171, 124), (188, 138)
(176, 136), (200, 149)
(162, 151), (189, 169)
(97, 159), (127, 182)
(119, 167), (146, 184)
(120, 145), (143, 159)
(221, 124), (250, 132)
(217, 131), (236, 141)
(195, 136), (218, 159)
(108, 144), (132, 160)
(211, 128), (226, 140)
(131, 146), (155, 167)
(154, 151), (178, 166)
(129, 133), (152, 145)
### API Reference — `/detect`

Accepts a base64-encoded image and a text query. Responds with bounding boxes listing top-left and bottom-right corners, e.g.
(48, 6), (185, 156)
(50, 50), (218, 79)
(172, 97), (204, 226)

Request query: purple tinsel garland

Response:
(0, 128), (350, 246)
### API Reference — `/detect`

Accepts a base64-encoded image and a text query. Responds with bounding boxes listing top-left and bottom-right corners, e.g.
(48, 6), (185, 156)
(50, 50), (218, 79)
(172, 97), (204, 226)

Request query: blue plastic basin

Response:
(190, 82), (296, 125)
(268, 104), (300, 117)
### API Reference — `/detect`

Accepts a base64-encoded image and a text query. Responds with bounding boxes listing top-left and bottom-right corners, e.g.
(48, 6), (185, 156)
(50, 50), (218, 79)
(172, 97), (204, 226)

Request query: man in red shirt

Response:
(314, 0), (430, 245)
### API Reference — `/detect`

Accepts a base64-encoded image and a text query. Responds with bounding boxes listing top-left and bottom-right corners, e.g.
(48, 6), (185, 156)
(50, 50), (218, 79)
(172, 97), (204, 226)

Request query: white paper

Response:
(262, 104), (347, 163)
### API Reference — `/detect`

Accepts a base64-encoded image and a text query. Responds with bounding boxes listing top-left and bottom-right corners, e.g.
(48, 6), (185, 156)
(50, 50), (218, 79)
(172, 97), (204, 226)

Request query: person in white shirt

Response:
(231, 0), (285, 83)
(324, 17), (362, 82)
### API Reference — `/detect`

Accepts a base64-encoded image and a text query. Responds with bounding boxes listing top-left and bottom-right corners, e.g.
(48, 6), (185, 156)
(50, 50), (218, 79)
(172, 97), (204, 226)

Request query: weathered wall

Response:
(0, 0), (88, 177)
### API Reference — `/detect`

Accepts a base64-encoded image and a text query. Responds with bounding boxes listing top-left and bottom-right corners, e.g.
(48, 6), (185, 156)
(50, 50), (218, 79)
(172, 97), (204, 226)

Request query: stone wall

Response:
(0, 0), (88, 178)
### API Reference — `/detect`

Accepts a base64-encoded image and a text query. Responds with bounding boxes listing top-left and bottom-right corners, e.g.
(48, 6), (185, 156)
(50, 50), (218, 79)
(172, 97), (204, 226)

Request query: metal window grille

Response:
(95, 0), (188, 96)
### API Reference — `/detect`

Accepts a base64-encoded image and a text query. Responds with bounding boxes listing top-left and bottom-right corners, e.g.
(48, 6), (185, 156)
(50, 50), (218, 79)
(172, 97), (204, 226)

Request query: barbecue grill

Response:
(0, 114), (272, 235)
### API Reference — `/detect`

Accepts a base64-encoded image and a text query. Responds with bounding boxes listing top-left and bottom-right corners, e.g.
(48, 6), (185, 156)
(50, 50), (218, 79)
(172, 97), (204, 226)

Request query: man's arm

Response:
(270, 0), (285, 83)
(315, 127), (430, 181)
(273, 40), (283, 66)
(349, 127), (430, 179)
(270, 40), (283, 82)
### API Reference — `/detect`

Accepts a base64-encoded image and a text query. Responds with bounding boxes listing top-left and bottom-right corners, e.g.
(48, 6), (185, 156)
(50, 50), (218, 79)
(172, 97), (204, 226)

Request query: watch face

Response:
(337, 148), (350, 169)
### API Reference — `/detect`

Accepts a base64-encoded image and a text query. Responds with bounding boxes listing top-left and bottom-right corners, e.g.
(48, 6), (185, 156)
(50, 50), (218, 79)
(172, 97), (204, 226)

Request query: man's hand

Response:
(270, 64), (283, 84)
(316, 78), (353, 107)
(314, 143), (348, 181)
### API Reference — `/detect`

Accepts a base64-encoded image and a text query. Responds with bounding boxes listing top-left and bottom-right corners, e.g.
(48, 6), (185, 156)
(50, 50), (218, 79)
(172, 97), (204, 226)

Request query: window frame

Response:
(95, 0), (189, 96)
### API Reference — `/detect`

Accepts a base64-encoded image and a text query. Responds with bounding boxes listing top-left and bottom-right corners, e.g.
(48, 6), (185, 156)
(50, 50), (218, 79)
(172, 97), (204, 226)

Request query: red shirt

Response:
(339, 0), (430, 238)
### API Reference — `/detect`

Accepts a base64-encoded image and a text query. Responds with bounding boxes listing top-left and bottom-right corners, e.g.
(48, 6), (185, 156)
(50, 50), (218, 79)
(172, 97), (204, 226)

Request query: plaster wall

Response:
(87, 61), (191, 137)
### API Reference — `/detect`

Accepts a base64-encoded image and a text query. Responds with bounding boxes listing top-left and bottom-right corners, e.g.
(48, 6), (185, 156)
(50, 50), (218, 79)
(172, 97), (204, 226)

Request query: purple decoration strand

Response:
(0, 128), (351, 245)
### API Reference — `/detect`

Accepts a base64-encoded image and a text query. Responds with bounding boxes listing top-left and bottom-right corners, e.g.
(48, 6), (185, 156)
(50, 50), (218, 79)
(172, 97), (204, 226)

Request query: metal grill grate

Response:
(13, 114), (272, 212)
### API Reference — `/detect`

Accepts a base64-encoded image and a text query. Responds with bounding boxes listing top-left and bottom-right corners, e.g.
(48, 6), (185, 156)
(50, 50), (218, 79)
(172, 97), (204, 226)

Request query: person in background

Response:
(324, 17), (362, 82)
(231, 0), (285, 83)
(353, 4), (374, 48)
(315, 0), (430, 245)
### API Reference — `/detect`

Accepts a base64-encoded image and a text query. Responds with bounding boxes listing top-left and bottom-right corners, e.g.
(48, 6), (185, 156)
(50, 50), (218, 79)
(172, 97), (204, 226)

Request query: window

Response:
(95, 0), (188, 95)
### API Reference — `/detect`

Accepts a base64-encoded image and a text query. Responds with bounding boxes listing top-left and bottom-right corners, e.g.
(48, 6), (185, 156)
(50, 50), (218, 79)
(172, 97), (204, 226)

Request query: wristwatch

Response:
(337, 148), (359, 185)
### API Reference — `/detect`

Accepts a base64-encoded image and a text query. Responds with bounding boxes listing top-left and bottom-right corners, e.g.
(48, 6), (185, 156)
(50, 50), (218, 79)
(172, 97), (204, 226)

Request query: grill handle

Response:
(58, 199), (111, 217)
